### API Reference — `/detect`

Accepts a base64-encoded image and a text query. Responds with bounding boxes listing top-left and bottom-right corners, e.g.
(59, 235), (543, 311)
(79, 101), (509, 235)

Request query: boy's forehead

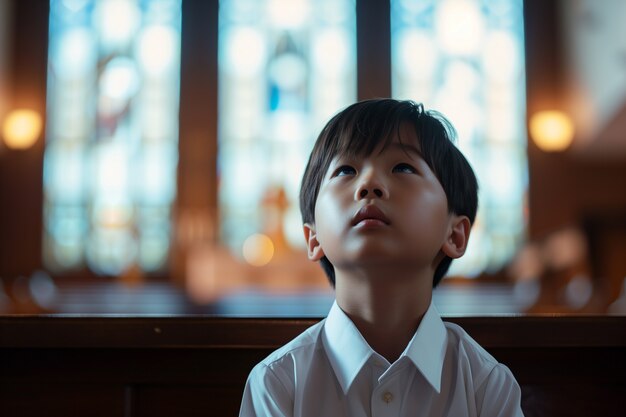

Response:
(334, 121), (422, 158)
(394, 123), (423, 151)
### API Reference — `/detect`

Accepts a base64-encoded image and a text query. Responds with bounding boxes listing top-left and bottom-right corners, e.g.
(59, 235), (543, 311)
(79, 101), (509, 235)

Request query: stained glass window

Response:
(391, 0), (527, 276)
(44, 0), (182, 275)
(218, 0), (357, 260)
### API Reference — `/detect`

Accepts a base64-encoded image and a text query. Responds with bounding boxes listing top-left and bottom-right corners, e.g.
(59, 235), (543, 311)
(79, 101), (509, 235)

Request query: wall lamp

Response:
(1, 109), (43, 150)
(529, 110), (574, 152)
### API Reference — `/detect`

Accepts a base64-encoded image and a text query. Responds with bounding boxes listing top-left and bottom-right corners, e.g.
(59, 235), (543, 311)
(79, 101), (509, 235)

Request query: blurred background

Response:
(0, 0), (625, 316)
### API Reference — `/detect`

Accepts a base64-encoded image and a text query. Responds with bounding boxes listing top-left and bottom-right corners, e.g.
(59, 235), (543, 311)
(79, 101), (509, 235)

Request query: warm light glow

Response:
(312, 29), (351, 76)
(435, 0), (485, 55)
(268, 0), (309, 28)
(226, 27), (267, 77)
(95, 0), (140, 48)
(530, 111), (575, 152)
(137, 25), (178, 75)
(2, 109), (43, 149)
(242, 233), (275, 266)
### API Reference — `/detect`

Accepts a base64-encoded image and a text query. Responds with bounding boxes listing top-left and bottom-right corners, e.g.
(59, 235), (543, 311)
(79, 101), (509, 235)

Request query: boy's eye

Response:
(333, 165), (357, 177)
(392, 163), (417, 174)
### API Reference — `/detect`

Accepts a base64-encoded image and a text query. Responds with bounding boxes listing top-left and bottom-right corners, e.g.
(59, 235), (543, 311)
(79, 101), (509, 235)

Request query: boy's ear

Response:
(303, 223), (325, 262)
(441, 215), (471, 259)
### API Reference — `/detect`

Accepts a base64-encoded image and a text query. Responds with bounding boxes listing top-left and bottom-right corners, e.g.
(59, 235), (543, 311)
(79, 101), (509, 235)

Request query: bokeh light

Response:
(530, 111), (575, 152)
(2, 109), (43, 150)
(242, 234), (275, 266)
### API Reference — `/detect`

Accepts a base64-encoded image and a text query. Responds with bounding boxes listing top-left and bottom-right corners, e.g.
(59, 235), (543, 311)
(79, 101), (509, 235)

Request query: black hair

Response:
(299, 98), (478, 287)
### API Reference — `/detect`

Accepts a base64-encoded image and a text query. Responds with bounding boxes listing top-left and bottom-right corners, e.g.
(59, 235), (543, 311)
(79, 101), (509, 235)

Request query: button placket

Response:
(382, 391), (394, 404)
(372, 360), (406, 416)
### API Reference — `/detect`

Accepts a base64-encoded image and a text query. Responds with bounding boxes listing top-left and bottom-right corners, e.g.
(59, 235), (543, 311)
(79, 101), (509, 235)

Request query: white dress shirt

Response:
(239, 300), (524, 417)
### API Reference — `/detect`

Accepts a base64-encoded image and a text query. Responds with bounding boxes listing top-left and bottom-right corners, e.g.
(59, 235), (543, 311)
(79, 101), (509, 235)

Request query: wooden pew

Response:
(1, 315), (625, 417)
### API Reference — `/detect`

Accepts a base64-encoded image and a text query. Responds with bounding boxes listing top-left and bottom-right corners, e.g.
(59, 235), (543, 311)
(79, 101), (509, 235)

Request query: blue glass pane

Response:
(218, 0), (357, 260)
(391, 0), (528, 277)
(44, 0), (182, 275)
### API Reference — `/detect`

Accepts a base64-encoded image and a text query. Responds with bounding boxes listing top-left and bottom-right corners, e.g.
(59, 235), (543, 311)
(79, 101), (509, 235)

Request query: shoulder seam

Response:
(475, 362), (505, 392)
(262, 325), (323, 367)
(262, 362), (293, 400)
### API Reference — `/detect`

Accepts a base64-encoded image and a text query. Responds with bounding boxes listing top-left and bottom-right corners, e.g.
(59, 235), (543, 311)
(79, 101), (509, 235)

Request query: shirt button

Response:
(382, 391), (394, 404)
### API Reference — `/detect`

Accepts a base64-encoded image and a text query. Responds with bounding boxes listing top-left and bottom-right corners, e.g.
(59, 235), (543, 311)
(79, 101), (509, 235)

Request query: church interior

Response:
(1, 0), (625, 316)
(1, 1), (626, 416)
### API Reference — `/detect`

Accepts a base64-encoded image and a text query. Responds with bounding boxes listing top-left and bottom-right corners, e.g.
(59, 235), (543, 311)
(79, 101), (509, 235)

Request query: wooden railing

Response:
(1, 315), (626, 417)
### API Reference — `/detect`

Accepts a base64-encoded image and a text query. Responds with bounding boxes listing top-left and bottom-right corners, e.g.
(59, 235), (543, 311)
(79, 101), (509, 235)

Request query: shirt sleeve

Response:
(476, 363), (525, 417)
(239, 363), (293, 417)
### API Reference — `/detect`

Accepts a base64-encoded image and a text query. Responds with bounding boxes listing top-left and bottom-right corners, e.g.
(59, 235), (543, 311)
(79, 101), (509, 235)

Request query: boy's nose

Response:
(355, 174), (388, 200)
(358, 188), (384, 198)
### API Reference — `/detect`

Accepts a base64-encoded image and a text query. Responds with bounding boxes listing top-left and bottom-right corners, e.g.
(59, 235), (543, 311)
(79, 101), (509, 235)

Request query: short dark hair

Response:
(299, 98), (478, 287)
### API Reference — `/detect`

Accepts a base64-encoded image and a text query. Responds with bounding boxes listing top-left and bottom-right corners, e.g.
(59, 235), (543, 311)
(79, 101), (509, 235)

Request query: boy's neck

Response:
(334, 268), (433, 363)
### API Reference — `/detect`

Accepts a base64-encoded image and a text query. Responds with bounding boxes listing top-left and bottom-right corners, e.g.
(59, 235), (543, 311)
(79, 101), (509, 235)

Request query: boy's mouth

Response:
(351, 205), (390, 226)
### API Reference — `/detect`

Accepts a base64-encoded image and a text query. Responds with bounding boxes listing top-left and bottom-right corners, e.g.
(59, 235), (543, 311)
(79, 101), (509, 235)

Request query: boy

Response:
(239, 99), (524, 417)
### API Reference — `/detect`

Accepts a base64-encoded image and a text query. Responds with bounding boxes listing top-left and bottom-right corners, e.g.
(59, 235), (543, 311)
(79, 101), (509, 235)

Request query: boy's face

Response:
(304, 124), (464, 276)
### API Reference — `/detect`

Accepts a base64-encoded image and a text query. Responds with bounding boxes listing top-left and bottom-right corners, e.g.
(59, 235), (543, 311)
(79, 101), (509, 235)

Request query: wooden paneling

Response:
(1, 315), (626, 417)
(2, 383), (126, 417)
(0, 0), (48, 278)
(357, 0), (391, 99)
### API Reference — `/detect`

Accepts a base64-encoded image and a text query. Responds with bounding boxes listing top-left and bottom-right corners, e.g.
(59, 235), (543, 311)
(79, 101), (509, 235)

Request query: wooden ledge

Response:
(2, 315), (625, 349)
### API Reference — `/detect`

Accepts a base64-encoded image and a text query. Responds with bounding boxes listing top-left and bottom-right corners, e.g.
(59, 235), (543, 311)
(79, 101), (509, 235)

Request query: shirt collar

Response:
(402, 300), (447, 393)
(322, 301), (374, 394)
(322, 300), (447, 394)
